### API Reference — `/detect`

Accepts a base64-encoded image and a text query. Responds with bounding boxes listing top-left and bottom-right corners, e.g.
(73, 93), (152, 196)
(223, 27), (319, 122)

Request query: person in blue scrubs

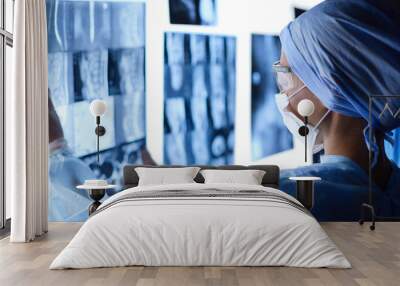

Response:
(48, 95), (94, 221)
(275, 0), (400, 221)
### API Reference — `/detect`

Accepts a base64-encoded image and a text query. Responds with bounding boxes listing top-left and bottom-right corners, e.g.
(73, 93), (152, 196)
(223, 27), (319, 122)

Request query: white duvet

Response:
(50, 183), (351, 269)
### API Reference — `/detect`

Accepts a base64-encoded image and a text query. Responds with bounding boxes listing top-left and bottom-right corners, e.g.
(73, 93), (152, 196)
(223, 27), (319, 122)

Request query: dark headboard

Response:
(123, 165), (280, 189)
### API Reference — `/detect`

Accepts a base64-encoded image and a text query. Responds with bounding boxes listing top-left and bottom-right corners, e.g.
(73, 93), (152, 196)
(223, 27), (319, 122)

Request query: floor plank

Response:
(0, 222), (399, 286)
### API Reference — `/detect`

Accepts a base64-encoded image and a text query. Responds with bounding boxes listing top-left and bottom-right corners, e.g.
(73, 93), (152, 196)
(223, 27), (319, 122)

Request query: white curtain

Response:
(8, 0), (49, 242)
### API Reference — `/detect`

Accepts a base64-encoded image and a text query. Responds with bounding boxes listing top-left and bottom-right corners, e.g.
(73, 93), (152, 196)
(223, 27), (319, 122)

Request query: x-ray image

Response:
(209, 36), (225, 63)
(164, 32), (236, 165)
(209, 64), (228, 129)
(226, 38), (236, 127)
(47, 0), (111, 52)
(165, 97), (189, 164)
(109, 47), (146, 144)
(191, 65), (209, 130)
(70, 1), (111, 51)
(190, 35), (207, 64)
(47, 1), (147, 222)
(169, 0), (217, 25)
(48, 53), (74, 107)
(251, 34), (293, 160)
(114, 95), (145, 144)
(108, 48), (145, 95)
(73, 50), (109, 102)
(166, 33), (186, 64)
(190, 65), (210, 163)
(46, 0), (145, 52)
(111, 2), (146, 49)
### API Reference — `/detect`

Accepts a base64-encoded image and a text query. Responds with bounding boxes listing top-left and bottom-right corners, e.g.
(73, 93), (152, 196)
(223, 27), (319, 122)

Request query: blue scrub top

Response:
(49, 148), (94, 222)
(280, 155), (400, 221)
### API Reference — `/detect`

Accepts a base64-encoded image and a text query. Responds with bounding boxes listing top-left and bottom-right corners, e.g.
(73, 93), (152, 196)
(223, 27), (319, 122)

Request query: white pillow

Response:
(200, 169), (266, 185)
(135, 167), (201, 186)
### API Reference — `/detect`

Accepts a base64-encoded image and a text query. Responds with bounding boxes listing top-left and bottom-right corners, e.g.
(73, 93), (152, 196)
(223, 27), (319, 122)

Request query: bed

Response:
(50, 165), (350, 269)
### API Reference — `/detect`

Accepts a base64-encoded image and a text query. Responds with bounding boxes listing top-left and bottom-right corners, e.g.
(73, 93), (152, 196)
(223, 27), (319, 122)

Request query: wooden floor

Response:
(0, 222), (399, 286)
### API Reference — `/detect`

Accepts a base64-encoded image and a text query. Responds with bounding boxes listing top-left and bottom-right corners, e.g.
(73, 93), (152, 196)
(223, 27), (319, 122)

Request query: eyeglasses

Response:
(272, 61), (297, 93)
(272, 61), (292, 73)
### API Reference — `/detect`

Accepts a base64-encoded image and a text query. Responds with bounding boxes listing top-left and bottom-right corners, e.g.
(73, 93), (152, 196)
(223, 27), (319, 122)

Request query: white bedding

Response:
(50, 183), (351, 269)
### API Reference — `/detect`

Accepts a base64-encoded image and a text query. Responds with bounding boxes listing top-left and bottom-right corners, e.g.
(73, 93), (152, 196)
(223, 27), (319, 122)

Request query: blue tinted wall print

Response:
(163, 32), (236, 165)
(46, 0), (147, 221)
(251, 34), (293, 160)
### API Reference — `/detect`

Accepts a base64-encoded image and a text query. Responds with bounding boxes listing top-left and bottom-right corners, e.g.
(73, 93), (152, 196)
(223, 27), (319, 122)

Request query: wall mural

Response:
(251, 34), (293, 160)
(163, 32), (236, 165)
(45, 1), (400, 224)
(46, 0), (148, 222)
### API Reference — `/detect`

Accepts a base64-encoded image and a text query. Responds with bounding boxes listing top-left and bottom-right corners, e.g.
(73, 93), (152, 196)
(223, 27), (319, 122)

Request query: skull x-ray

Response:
(46, 0), (147, 222)
(251, 34), (293, 160)
(164, 32), (236, 165)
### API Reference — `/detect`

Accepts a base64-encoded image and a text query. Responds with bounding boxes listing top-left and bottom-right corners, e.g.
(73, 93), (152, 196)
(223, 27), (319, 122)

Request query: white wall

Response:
(146, 0), (322, 168)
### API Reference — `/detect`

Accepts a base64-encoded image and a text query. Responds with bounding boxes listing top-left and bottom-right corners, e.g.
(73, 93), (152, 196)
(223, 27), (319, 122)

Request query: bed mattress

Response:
(50, 183), (350, 269)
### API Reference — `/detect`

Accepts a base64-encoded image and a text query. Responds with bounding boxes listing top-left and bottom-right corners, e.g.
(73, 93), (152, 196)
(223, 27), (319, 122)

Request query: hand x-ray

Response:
(164, 32), (236, 165)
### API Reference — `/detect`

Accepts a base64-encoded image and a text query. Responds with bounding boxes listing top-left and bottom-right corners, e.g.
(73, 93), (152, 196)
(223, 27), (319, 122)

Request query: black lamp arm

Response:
(297, 116), (309, 162)
(95, 116), (106, 165)
(304, 116), (308, 162)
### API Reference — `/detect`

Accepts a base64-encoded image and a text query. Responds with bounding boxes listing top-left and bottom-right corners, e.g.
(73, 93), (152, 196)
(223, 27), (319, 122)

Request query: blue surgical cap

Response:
(280, 0), (400, 134)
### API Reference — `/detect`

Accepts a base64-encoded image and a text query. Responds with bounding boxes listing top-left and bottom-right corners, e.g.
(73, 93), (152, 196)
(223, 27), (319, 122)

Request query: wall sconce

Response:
(90, 99), (107, 164)
(297, 99), (315, 162)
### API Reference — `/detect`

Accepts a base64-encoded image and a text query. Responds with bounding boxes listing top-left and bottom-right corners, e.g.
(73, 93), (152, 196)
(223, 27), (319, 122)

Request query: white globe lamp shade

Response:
(297, 99), (315, 117)
(90, 99), (107, 117)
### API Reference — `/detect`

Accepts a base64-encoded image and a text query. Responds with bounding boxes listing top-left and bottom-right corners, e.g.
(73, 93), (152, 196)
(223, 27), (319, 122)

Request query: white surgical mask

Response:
(275, 86), (330, 155)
